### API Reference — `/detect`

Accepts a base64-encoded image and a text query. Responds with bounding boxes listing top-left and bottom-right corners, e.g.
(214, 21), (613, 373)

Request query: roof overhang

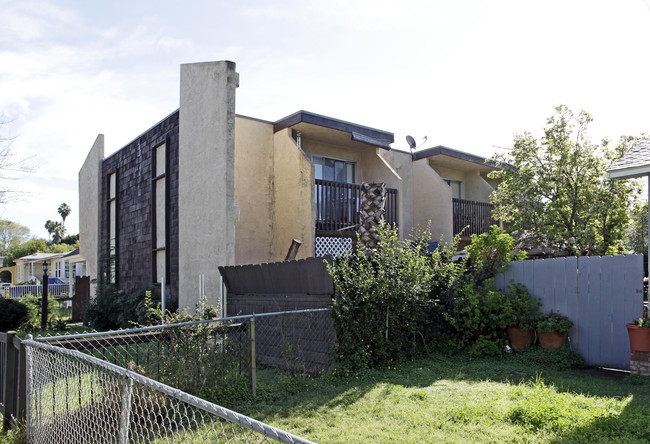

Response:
(273, 110), (394, 150)
(413, 145), (503, 173)
(607, 165), (650, 180)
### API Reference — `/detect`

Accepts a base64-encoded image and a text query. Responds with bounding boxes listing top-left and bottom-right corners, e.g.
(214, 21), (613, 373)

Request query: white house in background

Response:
(13, 249), (86, 294)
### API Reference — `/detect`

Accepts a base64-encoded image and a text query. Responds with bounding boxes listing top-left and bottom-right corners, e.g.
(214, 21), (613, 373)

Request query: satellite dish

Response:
(406, 135), (416, 149)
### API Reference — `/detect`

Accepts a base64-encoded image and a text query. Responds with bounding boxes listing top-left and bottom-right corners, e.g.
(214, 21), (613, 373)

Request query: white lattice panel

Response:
(316, 236), (353, 257)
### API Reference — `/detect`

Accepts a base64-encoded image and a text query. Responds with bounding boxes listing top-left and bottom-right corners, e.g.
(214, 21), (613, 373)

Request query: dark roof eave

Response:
(273, 110), (394, 150)
(413, 145), (503, 169)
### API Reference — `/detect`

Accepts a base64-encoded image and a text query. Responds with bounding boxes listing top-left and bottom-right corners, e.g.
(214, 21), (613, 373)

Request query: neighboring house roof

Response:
(607, 139), (650, 179)
(273, 110), (394, 150)
(414, 145), (502, 173)
(16, 252), (66, 263)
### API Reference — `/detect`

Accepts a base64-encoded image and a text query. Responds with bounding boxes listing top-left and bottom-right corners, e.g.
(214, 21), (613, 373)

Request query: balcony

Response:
(315, 179), (398, 234)
(452, 198), (495, 237)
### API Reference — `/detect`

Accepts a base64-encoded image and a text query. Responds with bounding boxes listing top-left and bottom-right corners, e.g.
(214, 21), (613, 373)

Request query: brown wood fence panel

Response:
(495, 255), (643, 370)
(1, 332), (25, 432)
(219, 257), (334, 306)
(72, 276), (91, 323)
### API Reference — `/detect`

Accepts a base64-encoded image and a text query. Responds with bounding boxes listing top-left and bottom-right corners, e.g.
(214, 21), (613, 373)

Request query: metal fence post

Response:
(15, 335), (26, 422)
(24, 335), (33, 440)
(118, 375), (134, 444)
(160, 276), (166, 324)
(250, 315), (256, 398)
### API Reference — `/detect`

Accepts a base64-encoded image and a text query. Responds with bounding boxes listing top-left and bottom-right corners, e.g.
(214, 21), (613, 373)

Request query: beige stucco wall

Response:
(429, 163), (494, 202)
(413, 159), (454, 244)
(178, 61), (239, 310)
(234, 116), (275, 265)
(78, 134), (104, 295)
(272, 129), (314, 261)
(299, 141), (414, 239)
(361, 148), (414, 239)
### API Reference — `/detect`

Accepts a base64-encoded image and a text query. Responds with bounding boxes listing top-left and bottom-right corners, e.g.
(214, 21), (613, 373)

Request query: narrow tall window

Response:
(109, 172), (117, 283)
(153, 143), (166, 282)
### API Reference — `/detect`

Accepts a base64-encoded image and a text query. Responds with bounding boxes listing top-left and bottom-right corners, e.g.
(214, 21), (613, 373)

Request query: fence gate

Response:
(495, 255), (644, 370)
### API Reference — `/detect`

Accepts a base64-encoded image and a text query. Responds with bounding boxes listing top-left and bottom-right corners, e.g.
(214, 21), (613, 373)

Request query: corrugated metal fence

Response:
(495, 255), (644, 370)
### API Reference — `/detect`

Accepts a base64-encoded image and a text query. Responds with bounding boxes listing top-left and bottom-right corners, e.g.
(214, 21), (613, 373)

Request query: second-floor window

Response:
(443, 179), (462, 199)
(313, 156), (355, 184)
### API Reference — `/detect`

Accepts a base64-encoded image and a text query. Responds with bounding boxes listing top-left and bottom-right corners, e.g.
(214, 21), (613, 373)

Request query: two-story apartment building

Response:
(79, 60), (500, 310)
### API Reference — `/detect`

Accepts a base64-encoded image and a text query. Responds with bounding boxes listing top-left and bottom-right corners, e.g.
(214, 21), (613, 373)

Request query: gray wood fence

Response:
(495, 255), (644, 370)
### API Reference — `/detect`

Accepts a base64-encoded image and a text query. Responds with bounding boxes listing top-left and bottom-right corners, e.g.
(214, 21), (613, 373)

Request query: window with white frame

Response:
(55, 261), (62, 278)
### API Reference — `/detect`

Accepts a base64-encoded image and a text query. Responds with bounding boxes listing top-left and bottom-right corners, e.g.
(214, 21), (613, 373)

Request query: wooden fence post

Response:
(2, 331), (16, 432)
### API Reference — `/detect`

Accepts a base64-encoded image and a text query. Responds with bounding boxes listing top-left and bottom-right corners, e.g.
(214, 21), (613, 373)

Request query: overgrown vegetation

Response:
(84, 284), (153, 330)
(0, 296), (62, 332)
(231, 351), (647, 444)
(328, 224), (538, 367)
(327, 224), (464, 372)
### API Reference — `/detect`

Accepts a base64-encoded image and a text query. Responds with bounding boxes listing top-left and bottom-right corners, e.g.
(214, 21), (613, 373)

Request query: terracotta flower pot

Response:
(538, 331), (568, 350)
(507, 327), (535, 350)
(626, 324), (650, 352)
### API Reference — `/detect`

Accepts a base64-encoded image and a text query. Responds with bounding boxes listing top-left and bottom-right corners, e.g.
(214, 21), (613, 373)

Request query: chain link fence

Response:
(25, 308), (334, 443)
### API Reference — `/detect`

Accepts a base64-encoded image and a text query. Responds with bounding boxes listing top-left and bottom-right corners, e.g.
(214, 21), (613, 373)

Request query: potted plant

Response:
(536, 312), (573, 350)
(626, 316), (650, 352)
(504, 284), (541, 351)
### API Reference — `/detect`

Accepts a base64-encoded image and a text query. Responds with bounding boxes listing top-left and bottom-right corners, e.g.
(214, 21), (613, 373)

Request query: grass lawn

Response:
(222, 350), (650, 444)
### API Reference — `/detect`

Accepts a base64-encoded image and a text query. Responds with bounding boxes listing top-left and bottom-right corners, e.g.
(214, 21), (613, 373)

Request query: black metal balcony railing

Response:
(452, 198), (495, 237)
(315, 179), (398, 233)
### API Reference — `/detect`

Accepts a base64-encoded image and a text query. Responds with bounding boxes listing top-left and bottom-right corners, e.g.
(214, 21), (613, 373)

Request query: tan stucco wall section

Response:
(79, 134), (104, 294)
(413, 159), (453, 244)
(178, 61), (239, 309)
(429, 164), (494, 202)
(234, 116), (275, 265)
(464, 171), (495, 201)
(361, 149), (414, 238)
(272, 129), (314, 261)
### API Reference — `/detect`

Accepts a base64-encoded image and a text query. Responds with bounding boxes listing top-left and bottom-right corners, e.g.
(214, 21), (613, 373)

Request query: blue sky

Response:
(2, 0), (650, 238)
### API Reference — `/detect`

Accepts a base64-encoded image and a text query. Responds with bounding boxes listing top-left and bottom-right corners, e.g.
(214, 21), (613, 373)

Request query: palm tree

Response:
(58, 203), (71, 227)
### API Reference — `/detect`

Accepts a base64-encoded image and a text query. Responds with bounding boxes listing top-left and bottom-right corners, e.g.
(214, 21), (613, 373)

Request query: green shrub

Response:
(503, 283), (542, 330)
(445, 280), (511, 357)
(19, 296), (60, 331)
(465, 225), (526, 283)
(536, 312), (573, 334)
(0, 298), (30, 331)
(327, 224), (464, 372)
(84, 284), (153, 331)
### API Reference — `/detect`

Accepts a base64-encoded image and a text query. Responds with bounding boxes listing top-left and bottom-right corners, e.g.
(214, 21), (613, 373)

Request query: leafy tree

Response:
(60, 233), (79, 246)
(625, 200), (648, 254)
(0, 219), (30, 255)
(44, 219), (65, 244)
(3, 238), (75, 267)
(489, 105), (640, 256)
(3, 238), (48, 266)
(57, 202), (71, 227)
